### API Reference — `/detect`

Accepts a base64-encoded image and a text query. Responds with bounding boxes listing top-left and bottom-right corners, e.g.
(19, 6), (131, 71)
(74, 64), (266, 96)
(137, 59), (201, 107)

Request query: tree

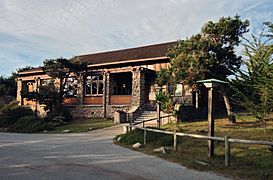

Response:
(232, 22), (273, 133)
(0, 75), (17, 97)
(157, 15), (249, 122)
(167, 15), (249, 86)
(22, 81), (59, 113)
(22, 58), (87, 114)
(42, 58), (87, 107)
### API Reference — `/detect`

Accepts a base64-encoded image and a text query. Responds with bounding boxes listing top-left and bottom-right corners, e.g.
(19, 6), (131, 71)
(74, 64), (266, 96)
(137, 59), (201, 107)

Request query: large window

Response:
(41, 79), (53, 86)
(111, 72), (132, 95)
(64, 77), (78, 97)
(85, 75), (103, 96)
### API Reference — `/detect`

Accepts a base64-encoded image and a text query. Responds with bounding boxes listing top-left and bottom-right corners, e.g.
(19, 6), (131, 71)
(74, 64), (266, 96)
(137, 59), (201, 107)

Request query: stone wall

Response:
(131, 68), (145, 107)
(67, 105), (104, 118)
(67, 105), (130, 119)
(68, 68), (145, 119)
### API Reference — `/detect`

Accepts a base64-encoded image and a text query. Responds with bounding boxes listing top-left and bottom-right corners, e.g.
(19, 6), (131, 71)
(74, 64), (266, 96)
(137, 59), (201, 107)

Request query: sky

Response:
(0, 0), (272, 76)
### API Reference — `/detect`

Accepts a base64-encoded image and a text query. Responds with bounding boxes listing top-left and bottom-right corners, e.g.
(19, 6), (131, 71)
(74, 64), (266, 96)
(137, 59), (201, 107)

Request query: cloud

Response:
(0, 0), (272, 76)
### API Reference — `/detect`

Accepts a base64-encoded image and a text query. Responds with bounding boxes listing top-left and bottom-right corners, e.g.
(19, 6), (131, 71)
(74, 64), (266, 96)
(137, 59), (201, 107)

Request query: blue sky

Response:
(0, 0), (272, 76)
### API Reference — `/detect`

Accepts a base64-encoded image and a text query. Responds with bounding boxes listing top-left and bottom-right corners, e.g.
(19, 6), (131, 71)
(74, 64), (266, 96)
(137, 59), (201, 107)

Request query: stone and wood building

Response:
(16, 41), (194, 121)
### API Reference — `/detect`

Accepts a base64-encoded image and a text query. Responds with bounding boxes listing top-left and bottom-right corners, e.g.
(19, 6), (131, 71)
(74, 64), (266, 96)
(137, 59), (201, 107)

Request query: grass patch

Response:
(49, 118), (114, 133)
(115, 113), (273, 179)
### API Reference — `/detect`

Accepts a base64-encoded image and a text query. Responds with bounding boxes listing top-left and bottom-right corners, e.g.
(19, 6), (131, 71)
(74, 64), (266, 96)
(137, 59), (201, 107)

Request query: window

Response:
(111, 72), (132, 95)
(85, 75), (103, 96)
(113, 83), (131, 95)
(174, 84), (183, 96)
(41, 79), (53, 86)
(64, 77), (78, 97)
(26, 82), (34, 92)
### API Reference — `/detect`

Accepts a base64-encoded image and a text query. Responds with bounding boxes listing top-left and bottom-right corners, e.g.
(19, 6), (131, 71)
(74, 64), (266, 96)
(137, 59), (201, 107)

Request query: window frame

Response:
(64, 76), (78, 97)
(85, 75), (104, 96)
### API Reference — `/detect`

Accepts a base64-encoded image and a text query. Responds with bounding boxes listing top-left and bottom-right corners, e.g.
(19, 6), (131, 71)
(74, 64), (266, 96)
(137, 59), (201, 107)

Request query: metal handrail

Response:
(133, 114), (173, 126)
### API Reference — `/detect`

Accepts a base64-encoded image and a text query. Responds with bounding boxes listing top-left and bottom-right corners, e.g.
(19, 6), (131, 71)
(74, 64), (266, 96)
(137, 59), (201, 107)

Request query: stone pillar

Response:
(16, 79), (23, 105)
(77, 74), (84, 105)
(34, 77), (40, 92)
(103, 72), (110, 118)
(131, 67), (145, 107)
(104, 72), (110, 117)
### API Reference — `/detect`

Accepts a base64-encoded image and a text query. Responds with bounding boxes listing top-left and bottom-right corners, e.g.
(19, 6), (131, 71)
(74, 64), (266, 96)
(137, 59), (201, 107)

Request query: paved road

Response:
(0, 125), (229, 180)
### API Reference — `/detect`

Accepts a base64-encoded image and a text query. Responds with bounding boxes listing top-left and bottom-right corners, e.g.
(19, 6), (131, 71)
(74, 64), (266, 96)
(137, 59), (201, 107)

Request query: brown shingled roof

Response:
(73, 41), (176, 66)
(18, 41), (177, 75)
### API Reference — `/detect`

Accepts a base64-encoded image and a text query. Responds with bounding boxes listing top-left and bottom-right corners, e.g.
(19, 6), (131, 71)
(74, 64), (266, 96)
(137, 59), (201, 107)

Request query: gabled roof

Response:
(73, 41), (176, 66)
(18, 41), (176, 75)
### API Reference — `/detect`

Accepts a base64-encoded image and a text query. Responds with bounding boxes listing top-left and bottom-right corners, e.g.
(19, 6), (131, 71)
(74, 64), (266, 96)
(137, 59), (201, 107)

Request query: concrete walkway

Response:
(0, 125), (230, 180)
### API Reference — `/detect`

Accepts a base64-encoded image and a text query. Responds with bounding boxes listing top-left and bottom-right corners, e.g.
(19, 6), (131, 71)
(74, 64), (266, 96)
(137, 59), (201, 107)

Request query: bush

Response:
(117, 129), (144, 145)
(44, 107), (72, 123)
(8, 115), (54, 133)
(117, 128), (173, 146)
(0, 102), (34, 127)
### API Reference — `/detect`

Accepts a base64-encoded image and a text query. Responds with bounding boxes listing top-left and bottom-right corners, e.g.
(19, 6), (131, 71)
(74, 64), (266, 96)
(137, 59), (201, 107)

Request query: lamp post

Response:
(197, 79), (227, 158)
(154, 84), (162, 128)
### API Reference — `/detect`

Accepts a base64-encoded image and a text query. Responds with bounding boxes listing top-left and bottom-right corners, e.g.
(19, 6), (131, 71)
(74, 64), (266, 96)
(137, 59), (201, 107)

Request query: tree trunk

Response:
(222, 88), (236, 124)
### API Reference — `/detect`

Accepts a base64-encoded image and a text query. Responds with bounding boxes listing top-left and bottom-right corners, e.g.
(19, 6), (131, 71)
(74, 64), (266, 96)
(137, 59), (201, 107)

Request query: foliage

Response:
(7, 115), (53, 133)
(43, 106), (72, 123)
(17, 66), (35, 73)
(155, 91), (174, 113)
(0, 74), (17, 97)
(158, 15), (249, 88)
(231, 22), (273, 132)
(0, 66), (35, 102)
(0, 102), (34, 127)
(22, 80), (59, 113)
(22, 58), (87, 114)
(117, 115), (273, 179)
(117, 128), (173, 146)
(156, 68), (174, 87)
(42, 58), (87, 103)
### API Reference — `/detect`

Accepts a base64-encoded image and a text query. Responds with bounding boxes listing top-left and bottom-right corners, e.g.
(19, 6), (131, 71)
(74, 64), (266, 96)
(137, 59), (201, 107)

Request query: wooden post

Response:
(208, 87), (214, 158)
(157, 103), (161, 128)
(225, 135), (230, 166)
(195, 90), (199, 112)
(127, 113), (132, 132)
(173, 128), (177, 151)
(144, 127), (147, 145)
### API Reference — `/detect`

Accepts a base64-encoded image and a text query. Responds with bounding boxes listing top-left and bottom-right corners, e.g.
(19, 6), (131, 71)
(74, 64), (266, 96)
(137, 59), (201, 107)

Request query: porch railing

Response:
(63, 97), (77, 105)
(110, 95), (131, 105)
(23, 98), (35, 106)
(84, 96), (103, 105)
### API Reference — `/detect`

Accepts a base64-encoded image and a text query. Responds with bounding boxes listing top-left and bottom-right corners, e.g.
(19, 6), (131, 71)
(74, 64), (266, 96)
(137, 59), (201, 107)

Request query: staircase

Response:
(133, 111), (158, 126)
(133, 110), (175, 127)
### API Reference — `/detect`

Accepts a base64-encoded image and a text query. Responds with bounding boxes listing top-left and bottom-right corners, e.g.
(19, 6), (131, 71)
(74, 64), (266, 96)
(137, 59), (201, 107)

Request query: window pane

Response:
(98, 82), (103, 94)
(98, 75), (103, 80)
(175, 84), (183, 96)
(85, 83), (91, 95)
(64, 77), (77, 97)
(92, 76), (98, 80)
(92, 82), (97, 95)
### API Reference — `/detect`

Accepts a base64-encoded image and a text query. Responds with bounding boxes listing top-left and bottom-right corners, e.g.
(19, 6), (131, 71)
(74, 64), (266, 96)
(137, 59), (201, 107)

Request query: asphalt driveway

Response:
(0, 125), (229, 180)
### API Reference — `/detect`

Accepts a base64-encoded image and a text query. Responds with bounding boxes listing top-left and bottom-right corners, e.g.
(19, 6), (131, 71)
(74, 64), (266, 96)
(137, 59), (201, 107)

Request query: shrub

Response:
(0, 102), (34, 127)
(117, 128), (173, 146)
(44, 107), (72, 124)
(117, 129), (144, 145)
(8, 115), (54, 133)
